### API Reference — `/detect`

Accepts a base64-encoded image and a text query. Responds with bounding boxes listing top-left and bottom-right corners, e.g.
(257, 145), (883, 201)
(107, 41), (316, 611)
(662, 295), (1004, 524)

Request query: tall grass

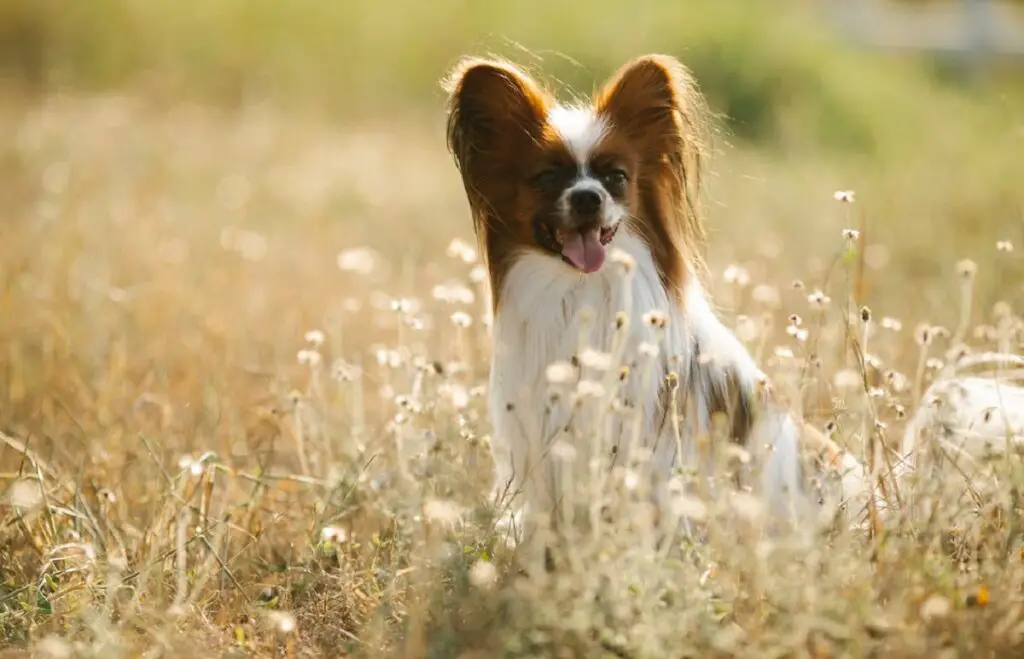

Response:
(2, 2), (1024, 657)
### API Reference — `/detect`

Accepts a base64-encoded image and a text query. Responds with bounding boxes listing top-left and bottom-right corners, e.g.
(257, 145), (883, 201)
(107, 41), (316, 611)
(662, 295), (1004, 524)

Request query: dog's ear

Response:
(595, 54), (712, 294)
(443, 57), (551, 175)
(595, 54), (702, 156)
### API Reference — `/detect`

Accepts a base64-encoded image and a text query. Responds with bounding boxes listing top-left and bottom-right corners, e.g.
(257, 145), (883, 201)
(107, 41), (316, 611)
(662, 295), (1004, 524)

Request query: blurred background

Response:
(1, 2), (1023, 652)
(2, 0), (1024, 439)
(3, 0), (1023, 307)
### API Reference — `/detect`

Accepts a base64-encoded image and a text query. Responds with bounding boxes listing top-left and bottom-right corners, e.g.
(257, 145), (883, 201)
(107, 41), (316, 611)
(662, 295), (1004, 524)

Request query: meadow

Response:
(3, 1), (1024, 657)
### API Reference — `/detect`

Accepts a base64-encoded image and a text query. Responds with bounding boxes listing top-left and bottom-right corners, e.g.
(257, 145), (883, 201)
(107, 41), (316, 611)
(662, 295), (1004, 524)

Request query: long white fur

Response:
(485, 105), (867, 540)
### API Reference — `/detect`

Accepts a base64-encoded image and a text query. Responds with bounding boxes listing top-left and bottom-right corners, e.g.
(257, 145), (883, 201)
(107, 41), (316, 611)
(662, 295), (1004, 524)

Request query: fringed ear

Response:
(596, 56), (698, 146)
(443, 57), (551, 188)
(595, 54), (712, 294)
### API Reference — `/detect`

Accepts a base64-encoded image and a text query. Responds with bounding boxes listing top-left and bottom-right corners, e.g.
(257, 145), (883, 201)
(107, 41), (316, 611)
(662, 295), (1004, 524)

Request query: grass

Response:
(3, 2), (1024, 657)
(1, 88), (1023, 659)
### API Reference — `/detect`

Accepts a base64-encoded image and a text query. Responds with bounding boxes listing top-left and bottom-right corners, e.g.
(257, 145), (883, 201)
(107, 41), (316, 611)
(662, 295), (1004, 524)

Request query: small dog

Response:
(443, 54), (868, 540)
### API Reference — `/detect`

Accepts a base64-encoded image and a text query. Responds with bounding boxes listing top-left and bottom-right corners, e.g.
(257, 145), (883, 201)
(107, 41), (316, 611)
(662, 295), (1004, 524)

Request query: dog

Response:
(442, 53), (870, 543)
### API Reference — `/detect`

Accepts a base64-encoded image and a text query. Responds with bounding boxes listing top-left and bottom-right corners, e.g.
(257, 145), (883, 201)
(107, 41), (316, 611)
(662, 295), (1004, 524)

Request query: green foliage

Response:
(1, 0), (1018, 158)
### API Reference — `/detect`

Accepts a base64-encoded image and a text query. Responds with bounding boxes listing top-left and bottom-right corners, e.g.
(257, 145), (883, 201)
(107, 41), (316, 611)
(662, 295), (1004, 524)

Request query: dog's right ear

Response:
(443, 57), (551, 173)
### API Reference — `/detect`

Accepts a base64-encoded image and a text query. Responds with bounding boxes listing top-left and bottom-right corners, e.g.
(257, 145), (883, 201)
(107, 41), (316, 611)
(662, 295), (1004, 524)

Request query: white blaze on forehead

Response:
(547, 105), (608, 164)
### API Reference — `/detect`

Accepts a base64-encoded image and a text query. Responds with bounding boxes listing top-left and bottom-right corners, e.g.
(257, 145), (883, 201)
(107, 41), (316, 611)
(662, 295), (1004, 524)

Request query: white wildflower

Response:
(337, 247), (380, 275)
(545, 361), (576, 384)
(304, 329), (325, 346)
(468, 560), (498, 589)
(579, 348), (613, 371)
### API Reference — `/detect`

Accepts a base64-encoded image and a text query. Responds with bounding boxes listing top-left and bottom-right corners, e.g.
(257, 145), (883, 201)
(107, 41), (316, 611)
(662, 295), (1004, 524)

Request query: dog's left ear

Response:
(595, 54), (704, 157)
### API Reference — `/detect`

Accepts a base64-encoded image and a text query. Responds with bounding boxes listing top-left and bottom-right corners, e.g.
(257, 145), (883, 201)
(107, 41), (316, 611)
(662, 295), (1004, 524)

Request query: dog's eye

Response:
(602, 169), (628, 188)
(530, 169), (559, 189)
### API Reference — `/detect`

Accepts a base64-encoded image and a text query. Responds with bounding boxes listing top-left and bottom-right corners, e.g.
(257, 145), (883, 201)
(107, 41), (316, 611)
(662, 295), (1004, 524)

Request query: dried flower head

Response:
(423, 498), (463, 525)
(723, 265), (750, 287)
(955, 259), (977, 280)
(446, 237), (478, 263)
(322, 526), (348, 543)
(576, 380), (606, 399)
(579, 348), (613, 371)
(807, 290), (831, 309)
(833, 369), (860, 390)
(337, 247), (380, 275)
(267, 611), (297, 635)
(751, 284), (781, 308)
(468, 560), (499, 589)
(297, 349), (321, 366)
(880, 317), (902, 332)
(609, 248), (636, 273)
(643, 310), (669, 329)
(913, 322), (933, 346)
(469, 264), (488, 284)
(638, 341), (660, 359)
(432, 281), (475, 304)
(304, 329), (325, 346)
(545, 361), (576, 385)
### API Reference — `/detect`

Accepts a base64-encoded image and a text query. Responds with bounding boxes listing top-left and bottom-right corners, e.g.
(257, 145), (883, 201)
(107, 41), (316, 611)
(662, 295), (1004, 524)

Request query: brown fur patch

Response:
(594, 54), (712, 301)
(443, 58), (556, 306)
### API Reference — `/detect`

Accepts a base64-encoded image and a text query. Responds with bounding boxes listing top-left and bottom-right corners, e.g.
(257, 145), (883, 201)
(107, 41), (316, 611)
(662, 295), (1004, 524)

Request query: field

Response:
(3, 1), (1024, 657)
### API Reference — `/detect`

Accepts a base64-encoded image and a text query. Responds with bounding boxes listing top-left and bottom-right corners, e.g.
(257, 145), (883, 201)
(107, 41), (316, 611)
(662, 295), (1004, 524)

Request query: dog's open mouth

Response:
(553, 224), (619, 273)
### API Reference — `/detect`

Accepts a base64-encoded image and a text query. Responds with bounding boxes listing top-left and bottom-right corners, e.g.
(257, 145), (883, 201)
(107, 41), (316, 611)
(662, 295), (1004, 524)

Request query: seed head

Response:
(337, 247), (380, 275)
(576, 380), (606, 399)
(609, 248), (636, 273)
(545, 361), (575, 384)
(880, 317), (902, 331)
(450, 311), (472, 328)
(643, 310), (669, 329)
(833, 190), (856, 203)
(955, 259), (977, 280)
(446, 237), (478, 263)
(723, 265), (750, 287)
(833, 369), (860, 390)
(860, 306), (872, 324)
(423, 498), (462, 525)
(304, 329), (325, 347)
(469, 264), (488, 284)
(807, 290), (831, 309)
(297, 349), (321, 366)
(914, 323), (933, 346)
(322, 526), (348, 543)
(638, 342), (660, 359)
(468, 560), (499, 589)
(996, 240), (1014, 253)
(267, 611), (297, 635)
(579, 348), (613, 371)
(842, 228), (860, 242)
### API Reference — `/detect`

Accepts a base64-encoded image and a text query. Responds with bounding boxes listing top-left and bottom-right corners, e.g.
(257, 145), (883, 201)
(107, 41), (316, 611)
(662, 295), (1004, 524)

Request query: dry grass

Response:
(2, 83), (1024, 658)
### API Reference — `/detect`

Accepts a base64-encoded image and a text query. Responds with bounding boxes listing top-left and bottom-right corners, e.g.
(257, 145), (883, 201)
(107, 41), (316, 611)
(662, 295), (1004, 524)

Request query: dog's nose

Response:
(569, 188), (602, 215)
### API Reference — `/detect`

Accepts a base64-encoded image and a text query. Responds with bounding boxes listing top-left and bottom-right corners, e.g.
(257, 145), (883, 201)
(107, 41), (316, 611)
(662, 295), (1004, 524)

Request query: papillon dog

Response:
(443, 54), (869, 540)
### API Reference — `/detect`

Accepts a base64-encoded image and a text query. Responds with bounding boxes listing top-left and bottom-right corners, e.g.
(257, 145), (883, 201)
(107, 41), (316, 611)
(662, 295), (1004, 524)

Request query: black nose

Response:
(569, 188), (602, 215)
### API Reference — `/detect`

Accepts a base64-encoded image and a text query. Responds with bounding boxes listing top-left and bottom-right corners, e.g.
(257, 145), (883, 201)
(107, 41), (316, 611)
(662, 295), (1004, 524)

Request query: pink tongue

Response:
(560, 228), (605, 273)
